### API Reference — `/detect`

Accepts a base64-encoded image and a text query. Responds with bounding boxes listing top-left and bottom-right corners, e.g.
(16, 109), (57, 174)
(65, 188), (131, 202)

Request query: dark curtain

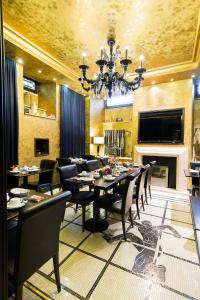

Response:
(5, 58), (18, 168)
(60, 86), (85, 157)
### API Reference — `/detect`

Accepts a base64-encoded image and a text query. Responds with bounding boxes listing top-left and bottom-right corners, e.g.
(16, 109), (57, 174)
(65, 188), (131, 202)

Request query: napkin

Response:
(30, 195), (44, 202)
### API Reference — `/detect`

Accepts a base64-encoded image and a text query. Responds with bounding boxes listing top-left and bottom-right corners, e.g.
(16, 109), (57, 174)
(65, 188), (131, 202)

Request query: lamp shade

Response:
(93, 136), (104, 145)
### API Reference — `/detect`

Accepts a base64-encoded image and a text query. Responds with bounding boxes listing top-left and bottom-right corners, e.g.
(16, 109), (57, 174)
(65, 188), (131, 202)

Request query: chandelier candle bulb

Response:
(125, 49), (128, 59)
(79, 33), (146, 98)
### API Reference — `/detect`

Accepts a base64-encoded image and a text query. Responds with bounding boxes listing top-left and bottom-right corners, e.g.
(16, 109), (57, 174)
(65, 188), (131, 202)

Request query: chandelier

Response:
(79, 30), (146, 98)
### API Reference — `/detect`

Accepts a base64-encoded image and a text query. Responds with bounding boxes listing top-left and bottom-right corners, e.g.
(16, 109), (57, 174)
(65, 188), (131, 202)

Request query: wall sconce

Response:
(93, 136), (104, 156)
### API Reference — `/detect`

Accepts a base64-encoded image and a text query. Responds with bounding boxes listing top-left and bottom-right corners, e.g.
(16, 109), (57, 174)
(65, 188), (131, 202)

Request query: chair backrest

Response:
(86, 159), (99, 171)
(100, 157), (109, 166)
(39, 159), (57, 184)
(58, 164), (79, 193)
(82, 154), (96, 161)
(190, 162), (200, 185)
(56, 157), (71, 167)
(135, 164), (150, 199)
(121, 169), (141, 214)
(144, 161), (156, 188)
(14, 191), (71, 286)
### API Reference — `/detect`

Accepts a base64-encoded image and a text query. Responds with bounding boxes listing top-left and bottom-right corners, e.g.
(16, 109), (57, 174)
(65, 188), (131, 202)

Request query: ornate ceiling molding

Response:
(3, 23), (79, 82)
(143, 61), (199, 78)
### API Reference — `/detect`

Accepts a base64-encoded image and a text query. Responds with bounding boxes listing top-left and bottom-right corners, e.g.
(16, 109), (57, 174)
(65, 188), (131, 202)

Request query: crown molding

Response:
(3, 23), (79, 82)
(144, 61), (199, 78)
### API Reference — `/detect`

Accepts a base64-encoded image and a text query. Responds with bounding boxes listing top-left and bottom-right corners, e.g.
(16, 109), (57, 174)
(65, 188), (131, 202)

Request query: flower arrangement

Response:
(108, 155), (118, 168)
(102, 166), (112, 175)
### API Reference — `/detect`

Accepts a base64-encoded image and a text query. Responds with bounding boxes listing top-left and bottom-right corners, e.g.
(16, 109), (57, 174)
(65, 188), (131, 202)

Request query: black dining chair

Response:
(56, 157), (72, 167)
(58, 165), (95, 231)
(144, 160), (156, 202)
(86, 159), (99, 172)
(100, 157), (109, 167)
(8, 191), (71, 300)
(190, 162), (200, 196)
(136, 164), (150, 211)
(82, 154), (96, 161)
(27, 159), (57, 196)
(94, 174), (138, 240)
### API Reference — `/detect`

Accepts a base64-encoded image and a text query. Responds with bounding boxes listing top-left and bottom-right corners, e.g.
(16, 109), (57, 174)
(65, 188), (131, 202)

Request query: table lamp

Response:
(93, 136), (104, 156)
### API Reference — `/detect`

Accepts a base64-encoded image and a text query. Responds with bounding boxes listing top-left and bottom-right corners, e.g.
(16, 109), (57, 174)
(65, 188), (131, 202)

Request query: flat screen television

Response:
(138, 109), (184, 144)
(34, 138), (49, 156)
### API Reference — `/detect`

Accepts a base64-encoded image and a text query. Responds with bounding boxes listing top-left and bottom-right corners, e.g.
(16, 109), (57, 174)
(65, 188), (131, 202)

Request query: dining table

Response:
(184, 169), (200, 195)
(66, 166), (140, 232)
(7, 168), (52, 188)
(7, 190), (51, 222)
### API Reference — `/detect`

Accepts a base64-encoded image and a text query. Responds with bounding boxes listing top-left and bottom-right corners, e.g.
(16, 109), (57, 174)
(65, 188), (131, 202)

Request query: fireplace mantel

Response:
(134, 146), (188, 191)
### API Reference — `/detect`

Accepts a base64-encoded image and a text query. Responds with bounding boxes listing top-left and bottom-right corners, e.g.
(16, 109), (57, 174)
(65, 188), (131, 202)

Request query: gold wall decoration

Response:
(17, 63), (60, 182)
(132, 79), (193, 161)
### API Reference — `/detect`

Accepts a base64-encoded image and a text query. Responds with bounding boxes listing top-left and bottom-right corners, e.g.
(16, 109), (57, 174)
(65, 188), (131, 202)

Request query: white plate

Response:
(189, 169), (199, 173)
(28, 168), (40, 172)
(10, 188), (28, 195)
(78, 172), (88, 177)
(104, 176), (115, 181)
(10, 170), (20, 173)
(80, 177), (94, 182)
(7, 198), (25, 210)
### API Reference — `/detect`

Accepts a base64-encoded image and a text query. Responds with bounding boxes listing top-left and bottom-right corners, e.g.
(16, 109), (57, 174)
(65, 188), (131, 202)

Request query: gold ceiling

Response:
(3, 0), (200, 87)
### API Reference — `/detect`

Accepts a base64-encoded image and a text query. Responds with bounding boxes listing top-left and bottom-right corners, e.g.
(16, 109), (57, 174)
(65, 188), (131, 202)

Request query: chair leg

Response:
(149, 185), (152, 199)
(75, 203), (79, 213)
(135, 197), (140, 219)
(82, 205), (86, 232)
(122, 215), (126, 241)
(145, 188), (148, 204)
(50, 186), (53, 196)
(53, 254), (61, 293)
(15, 284), (23, 300)
(129, 208), (133, 228)
(105, 209), (108, 219)
(141, 194), (145, 211)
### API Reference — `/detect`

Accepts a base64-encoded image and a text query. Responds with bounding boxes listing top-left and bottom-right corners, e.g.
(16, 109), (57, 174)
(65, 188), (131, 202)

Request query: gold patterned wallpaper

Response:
(3, 0), (200, 78)
(17, 63), (60, 182)
(132, 79), (193, 161)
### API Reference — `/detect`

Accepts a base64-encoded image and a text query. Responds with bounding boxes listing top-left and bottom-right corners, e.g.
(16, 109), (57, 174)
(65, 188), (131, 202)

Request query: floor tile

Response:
(161, 232), (198, 263)
(39, 243), (73, 275)
(89, 265), (148, 300)
(59, 223), (90, 247)
(28, 273), (77, 299)
(150, 283), (188, 300)
(139, 213), (163, 226)
(147, 198), (166, 208)
(156, 254), (200, 299)
(79, 232), (117, 260)
(164, 218), (195, 240)
(111, 241), (145, 271)
(53, 251), (105, 297)
(167, 202), (191, 213)
(63, 206), (82, 222)
(142, 205), (164, 217)
(165, 209), (192, 224)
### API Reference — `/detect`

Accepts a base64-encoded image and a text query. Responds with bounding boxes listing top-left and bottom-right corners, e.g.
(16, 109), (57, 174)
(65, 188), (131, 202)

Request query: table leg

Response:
(84, 188), (109, 232)
(23, 176), (28, 188)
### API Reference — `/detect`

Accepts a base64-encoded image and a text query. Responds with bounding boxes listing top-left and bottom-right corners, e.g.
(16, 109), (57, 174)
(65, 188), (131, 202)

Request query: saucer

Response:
(7, 198), (25, 210)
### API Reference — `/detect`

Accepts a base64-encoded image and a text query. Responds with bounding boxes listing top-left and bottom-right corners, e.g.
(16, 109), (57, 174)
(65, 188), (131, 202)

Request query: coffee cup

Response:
(82, 171), (87, 176)
(107, 174), (112, 179)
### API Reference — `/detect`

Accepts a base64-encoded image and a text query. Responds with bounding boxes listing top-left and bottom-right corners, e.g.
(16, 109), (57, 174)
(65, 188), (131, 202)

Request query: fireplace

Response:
(143, 156), (176, 189)
(134, 146), (188, 190)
